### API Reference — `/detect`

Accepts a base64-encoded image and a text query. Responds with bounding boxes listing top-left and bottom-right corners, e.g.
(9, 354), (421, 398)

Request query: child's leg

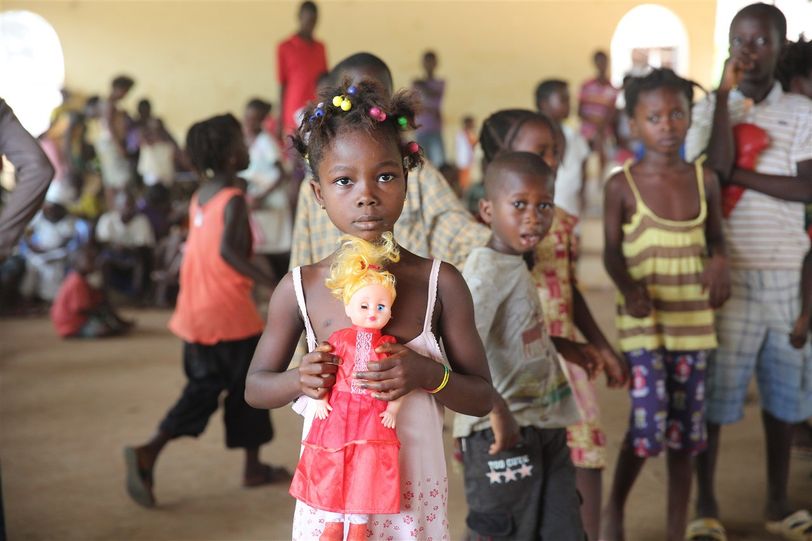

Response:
(217, 335), (286, 485)
(664, 350), (709, 540)
(538, 428), (585, 541)
(125, 341), (226, 506)
(602, 349), (668, 541)
(575, 467), (601, 541)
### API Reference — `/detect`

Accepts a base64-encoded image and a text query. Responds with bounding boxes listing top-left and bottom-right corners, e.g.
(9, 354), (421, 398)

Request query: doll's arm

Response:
(380, 395), (404, 429)
(313, 395), (332, 420)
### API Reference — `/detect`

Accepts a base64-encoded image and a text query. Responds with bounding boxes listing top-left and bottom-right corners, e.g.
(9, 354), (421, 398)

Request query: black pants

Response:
(461, 427), (584, 540)
(159, 335), (272, 449)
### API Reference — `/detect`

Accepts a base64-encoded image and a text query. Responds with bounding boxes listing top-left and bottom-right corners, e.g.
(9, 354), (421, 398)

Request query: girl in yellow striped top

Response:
(601, 69), (730, 541)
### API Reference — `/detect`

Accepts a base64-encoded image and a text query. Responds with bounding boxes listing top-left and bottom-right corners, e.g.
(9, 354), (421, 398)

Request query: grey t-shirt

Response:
(454, 247), (580, 438)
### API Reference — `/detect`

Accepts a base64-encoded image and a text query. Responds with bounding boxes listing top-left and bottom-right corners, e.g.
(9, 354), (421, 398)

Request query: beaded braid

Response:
(290, 78), (424, 181)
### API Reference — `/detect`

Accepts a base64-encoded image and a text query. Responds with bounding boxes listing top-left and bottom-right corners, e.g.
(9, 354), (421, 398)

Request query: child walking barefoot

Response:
(245, 79), (493, 540)
(479, 108), (627, 540)
(124, 114), (283, 508)
(601, 69), (730, 541)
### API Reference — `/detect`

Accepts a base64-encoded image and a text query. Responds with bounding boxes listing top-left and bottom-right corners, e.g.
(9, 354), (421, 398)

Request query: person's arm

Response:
(357, 263), (493, 417)
(488, 392), (521, 455)
(572, 286), (627, 386)
(220, 194), (274, 286)
(603, 172), (652, 317)
(703, 58), (747, 179)
(701, 167), (731, 308)
(245, 272), (341, 409)
(276, 44), (288, 140)
(727, 161), (812, 202)
(0, 100), (54, 259)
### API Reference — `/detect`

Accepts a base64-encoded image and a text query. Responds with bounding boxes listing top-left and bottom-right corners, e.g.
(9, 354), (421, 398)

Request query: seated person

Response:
(20, 182), (82, 301)
(96, 189), (155, 299)
(51, 244), (133, 338)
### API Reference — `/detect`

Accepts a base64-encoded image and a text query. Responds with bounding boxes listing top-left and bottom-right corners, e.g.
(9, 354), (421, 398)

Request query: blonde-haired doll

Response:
(289, 232), (403, 540)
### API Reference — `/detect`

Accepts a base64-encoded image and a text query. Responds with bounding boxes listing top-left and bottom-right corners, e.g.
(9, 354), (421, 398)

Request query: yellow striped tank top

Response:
(616, 159), (717, 353)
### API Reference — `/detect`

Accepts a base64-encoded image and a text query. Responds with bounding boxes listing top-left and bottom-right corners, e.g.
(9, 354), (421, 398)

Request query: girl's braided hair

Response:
(479, 109), (558, 167)
(290, 78), (423, 181)
(185, 113), (242, 174)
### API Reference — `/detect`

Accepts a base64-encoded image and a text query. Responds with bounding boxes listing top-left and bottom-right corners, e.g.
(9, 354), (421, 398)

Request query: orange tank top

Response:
(168, 187), (264, 345)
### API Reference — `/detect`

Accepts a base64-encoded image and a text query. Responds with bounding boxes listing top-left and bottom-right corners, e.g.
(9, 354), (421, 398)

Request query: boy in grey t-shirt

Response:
(454, 152), (601, 540)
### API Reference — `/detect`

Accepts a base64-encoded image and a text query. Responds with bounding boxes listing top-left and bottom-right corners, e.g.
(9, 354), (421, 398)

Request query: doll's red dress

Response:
(289, 326), (401, 514)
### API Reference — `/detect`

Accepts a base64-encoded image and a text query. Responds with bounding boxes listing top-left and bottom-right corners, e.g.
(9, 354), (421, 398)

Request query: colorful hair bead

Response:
(314, 107), (325, 118)
(406, 141), (420, 154)
(347, 85), (358, 96)
(332, 95), (343, 107)
(397, 116), (408, 128)
(368, 107), (387, 122)
(340, 97), (352, 111)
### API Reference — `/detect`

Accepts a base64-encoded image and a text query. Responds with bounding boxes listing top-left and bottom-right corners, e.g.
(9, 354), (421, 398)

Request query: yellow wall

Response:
(4, 0), (717, 146)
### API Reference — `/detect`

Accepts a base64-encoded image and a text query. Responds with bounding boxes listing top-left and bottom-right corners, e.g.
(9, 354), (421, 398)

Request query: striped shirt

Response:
(685, 83), (812, 270)
(289, 161), (490, 269)
(617, 160), (717, 353)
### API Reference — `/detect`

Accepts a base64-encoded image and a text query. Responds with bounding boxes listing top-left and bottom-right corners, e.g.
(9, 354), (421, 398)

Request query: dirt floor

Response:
(1, 287), (810, 541)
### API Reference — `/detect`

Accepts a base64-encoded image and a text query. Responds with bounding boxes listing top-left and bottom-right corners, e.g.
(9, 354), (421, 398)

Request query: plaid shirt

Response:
(290, 162), (490, 269)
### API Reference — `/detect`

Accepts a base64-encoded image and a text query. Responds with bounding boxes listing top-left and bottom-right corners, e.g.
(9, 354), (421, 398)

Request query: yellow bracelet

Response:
(427, 363), (450, 394)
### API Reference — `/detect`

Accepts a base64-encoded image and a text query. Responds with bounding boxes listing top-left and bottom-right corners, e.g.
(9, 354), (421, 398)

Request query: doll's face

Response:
(345, 283), (393, 330)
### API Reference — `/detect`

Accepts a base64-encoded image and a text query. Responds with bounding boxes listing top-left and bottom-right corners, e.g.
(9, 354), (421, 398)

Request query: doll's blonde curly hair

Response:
(326, 232), (400, 306)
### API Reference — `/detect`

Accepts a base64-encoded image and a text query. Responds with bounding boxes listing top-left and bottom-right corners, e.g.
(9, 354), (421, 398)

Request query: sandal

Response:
(124, 446), (155, 508)
(685, 518), (727, 541)
(766, 510), (812, 541)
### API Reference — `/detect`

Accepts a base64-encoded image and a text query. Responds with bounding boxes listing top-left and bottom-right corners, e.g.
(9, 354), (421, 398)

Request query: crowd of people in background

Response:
(0, 1), (811, 541)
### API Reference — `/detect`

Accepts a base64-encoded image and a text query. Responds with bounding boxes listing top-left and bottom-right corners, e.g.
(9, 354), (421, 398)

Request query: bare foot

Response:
(243, 463), (292, 487)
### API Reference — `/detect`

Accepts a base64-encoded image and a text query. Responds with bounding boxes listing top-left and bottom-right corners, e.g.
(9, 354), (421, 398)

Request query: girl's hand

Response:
(600, 347), (628, 388)
(313, 398), (332, 420)
(298, 342), (341, 400)
(702, 255), (731, 309)
(354, 342), (438, 401)
(623, 284), (653, 318)
(554, 338), (604, 380)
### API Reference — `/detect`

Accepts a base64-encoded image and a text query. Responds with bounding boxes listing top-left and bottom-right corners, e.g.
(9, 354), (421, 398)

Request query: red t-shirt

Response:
(50, 272), (102, 337)
(277, 34), (328, 134)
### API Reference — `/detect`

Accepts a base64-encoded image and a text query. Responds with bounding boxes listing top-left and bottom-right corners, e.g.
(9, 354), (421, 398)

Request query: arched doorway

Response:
(0, 10), (65, 136)
(610, 4), (690, 85)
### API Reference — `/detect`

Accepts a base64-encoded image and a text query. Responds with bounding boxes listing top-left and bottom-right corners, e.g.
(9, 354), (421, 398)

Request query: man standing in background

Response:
(276, 1), (328, 140)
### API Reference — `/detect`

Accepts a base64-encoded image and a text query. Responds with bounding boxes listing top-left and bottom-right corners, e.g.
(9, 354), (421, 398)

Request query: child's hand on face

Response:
(354, 342), (438, 401)
(600, 347), (629, 388)
(298, 342), (341, 400)
(623, 283), (653, 318)
(489, 408), (521, 455)
(702, 255), (731, 309)
(719, 56), (749, 93)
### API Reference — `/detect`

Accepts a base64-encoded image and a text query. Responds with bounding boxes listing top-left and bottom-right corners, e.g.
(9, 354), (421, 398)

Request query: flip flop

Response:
(124, 446), (155, 508)
(766, 510), (812, 541)
(243, 464), (292, 488)
(685, 517), (727, 541)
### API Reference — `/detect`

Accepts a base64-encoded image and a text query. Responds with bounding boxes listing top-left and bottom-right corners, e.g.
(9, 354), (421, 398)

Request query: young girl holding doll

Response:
(245, 79), (493, 540)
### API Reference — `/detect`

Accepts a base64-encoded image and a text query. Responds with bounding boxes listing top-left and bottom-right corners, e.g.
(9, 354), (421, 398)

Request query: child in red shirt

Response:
(51, 245), (133, 338)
